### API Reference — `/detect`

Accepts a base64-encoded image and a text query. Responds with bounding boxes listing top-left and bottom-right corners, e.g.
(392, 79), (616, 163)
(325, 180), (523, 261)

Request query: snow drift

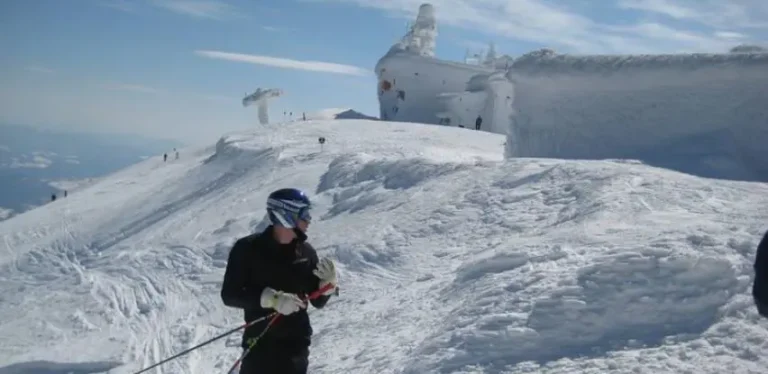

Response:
(1, 120), (767, 373)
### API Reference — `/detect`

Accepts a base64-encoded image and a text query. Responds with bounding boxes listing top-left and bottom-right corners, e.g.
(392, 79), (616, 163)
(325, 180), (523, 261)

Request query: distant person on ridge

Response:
(220, 188), (338, 374)
(753, 230), (768, 318)
(475, 115), (482, 130)
(163, 153), (167, 162)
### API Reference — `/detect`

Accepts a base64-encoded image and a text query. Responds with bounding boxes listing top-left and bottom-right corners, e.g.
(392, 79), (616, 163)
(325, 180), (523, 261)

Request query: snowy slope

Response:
(1, 120), (768, 374)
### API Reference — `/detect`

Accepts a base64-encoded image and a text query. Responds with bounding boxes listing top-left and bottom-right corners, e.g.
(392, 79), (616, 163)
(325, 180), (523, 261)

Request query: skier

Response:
(221, 188), (337, 374)
(753, 229), (768, 318)
(475, 115), (482, 130)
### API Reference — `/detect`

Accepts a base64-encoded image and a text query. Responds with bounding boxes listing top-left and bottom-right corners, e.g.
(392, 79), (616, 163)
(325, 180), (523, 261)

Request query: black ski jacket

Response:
(753, 229), (768, 318)
(221, 226), (331, 352)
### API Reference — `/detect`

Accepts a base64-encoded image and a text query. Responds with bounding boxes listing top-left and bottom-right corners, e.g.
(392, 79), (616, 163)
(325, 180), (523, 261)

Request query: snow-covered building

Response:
(375, 3), (768, 181)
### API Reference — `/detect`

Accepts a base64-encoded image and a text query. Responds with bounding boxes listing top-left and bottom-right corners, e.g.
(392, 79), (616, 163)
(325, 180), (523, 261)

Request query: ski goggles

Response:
(296, 206), (312, 223)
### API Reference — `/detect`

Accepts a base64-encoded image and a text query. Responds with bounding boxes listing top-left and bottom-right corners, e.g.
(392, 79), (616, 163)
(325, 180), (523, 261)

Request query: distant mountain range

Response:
(0, 124), (182, 220)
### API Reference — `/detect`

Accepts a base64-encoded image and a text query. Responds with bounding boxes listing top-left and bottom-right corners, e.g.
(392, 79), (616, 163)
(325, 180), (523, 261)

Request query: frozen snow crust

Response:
(1, 119), (767, 373)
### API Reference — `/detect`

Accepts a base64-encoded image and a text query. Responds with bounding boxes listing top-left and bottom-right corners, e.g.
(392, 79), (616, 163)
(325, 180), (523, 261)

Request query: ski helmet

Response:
(266, 188), (312, 229)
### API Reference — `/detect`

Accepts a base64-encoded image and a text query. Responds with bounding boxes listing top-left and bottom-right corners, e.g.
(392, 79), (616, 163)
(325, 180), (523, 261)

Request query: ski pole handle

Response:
(306, 282), (336, 300)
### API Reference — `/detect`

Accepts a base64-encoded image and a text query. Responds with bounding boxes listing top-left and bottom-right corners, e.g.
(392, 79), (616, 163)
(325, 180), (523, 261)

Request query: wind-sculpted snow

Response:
(1, 120), (767, 373)
(0, 360), (122, 374)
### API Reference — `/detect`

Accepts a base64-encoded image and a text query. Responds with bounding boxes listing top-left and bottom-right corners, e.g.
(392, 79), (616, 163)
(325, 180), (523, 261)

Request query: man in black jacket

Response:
(754, 229), (768, 318)
(221, 188), (337, 374)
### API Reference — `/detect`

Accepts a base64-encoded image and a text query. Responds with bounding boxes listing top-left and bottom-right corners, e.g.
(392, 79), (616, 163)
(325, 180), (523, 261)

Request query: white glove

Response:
(313, 257), (337, 296)
(260, 287), (305, 315)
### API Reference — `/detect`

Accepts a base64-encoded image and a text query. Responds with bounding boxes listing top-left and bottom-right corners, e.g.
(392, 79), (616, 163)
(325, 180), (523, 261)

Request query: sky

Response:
(1, 0), (767, 145)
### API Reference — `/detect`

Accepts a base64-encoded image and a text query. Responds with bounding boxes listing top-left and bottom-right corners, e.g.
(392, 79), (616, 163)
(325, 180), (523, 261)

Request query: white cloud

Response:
(24, 66), (54, 74)
(10, 155), (53, 169)
(617, 0), (768, 29)
(316, 0), (767, 53)
(150, 0), (241, 20)
(0, 207), (13, 221)
(617, 0), (697, 19)
(715, 31), (747, 40)
(195, 50), (371, 76)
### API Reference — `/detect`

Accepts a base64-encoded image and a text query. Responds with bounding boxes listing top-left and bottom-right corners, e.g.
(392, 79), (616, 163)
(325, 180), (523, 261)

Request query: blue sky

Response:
(1, 0), (766, 144)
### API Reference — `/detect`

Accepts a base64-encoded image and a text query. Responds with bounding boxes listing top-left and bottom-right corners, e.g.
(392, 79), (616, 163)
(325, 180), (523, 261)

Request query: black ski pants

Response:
(239, 346), (309, 374)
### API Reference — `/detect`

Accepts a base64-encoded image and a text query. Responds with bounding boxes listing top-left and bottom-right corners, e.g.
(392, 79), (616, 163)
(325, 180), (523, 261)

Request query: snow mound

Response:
(1, 120), (767, 374)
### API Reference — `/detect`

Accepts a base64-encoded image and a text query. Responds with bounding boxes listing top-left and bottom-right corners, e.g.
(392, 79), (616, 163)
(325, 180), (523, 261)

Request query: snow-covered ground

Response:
(48, 177), (100, 193)
(1, 120), (767, 374)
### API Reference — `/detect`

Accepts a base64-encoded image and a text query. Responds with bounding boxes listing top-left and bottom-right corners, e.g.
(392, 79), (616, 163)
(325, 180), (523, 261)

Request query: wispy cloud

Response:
(10, 155), (53, 169)
(714, 31), (747, 40)
(24, 66), (54, 74)
(315, 0), (768, 53)
(617, 0), (768, 29)
(195, 50), (371, 76)
(104, 82), (160, 94)
(149, 0), (241, 20)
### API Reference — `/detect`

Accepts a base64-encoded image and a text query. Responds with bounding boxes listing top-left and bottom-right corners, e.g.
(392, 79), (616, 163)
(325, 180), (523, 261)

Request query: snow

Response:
(1, 119), (768, 373)
(375, 4), (768, 182)
(48, 178), (99, 193)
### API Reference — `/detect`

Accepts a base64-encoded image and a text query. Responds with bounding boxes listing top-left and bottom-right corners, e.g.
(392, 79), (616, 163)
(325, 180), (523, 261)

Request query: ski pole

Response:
(132, 313), (276, 374)
(224, 313), (282, 374)
(225, 283), (337, 374)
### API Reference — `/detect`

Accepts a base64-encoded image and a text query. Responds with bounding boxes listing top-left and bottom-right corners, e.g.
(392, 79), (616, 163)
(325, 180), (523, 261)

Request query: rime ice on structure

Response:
(242, 88), (283, 125)
(375, 3), (768, 181)
(400, 3), (437, 57)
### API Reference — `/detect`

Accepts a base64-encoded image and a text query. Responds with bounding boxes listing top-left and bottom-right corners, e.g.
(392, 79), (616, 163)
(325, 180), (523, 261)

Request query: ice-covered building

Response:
(374, 3), (768, 181)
